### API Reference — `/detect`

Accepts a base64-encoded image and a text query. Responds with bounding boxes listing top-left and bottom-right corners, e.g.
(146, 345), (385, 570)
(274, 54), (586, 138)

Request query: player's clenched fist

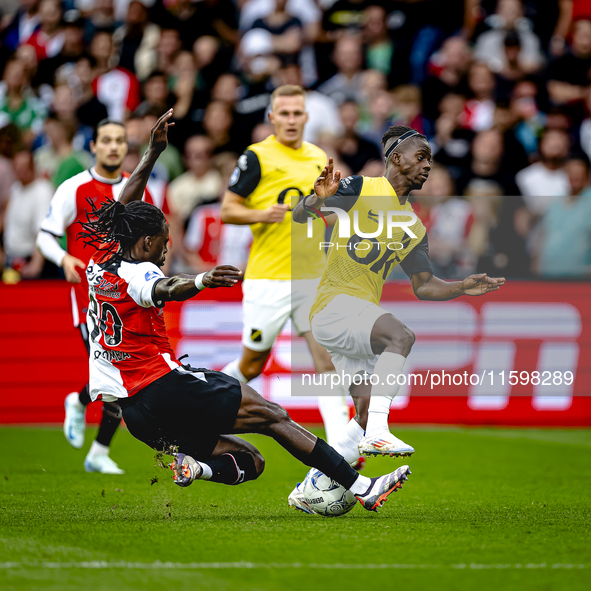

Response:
(314, 157), (341, 198)
(259, 203), (290, 223)
(203, 265), (243, 288)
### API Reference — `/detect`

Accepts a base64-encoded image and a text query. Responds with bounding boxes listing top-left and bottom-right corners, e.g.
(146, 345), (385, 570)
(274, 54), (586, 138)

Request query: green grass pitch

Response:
(1, 425), (590, 591)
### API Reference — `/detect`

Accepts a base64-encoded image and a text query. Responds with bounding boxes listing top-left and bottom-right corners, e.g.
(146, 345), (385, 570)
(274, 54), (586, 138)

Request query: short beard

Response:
(101, 163), (121, 174)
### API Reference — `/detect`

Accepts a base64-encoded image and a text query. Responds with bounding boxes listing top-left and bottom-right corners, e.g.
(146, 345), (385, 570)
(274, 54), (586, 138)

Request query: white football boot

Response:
(287, 481), (316, 515)
(64, 392), (86, 449)
(355, 465), (411, 512)
(358, 431), (415, 457)
(84, 453), (125, 474)
(170, 453), (203, 487)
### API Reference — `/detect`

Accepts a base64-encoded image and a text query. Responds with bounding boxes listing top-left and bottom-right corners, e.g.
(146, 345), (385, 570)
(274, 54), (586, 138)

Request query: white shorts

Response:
(241, 278), (320, 351)
(311, 294), (389, 377)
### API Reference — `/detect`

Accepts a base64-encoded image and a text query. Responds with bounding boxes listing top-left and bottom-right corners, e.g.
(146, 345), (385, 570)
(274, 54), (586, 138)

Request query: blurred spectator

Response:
(33, 114), (93, 185)
(3, 150), (53, 278)
(114, 0), (160, 80)
(422, 36), (471, 121)
(359, 87), (394, 147)
(252, 0), (303, 62)
(536, 156), (591, 277)
(275, 62), (342, 144)
(390, 85), (429, 135)
(141, 70), (173, 114)
(251, 122), (274, 143)
(580, 88), (591, 161)
(321, 0), (366, 37)
(317, 34), (364, 105)
(466, 179), (531, 278)
(414, 165), (477, 278)
(546, 19), (591, 117)
(73, 54), (109, 129)
(494, 30), (534, 99)
(336, 100), (382, 175)
(515, 128), (570, 211)
(457, 128), (520, 196)
(25, 0), (64, 63)
(167, 135), (222, 225)
(510, 78), (545, 158)
(474, 0), (544, 74)
(0, 0), (40, 54)
(235, 28), (278, 137)
(430, 94), (473, 178)
(152, 28), (181, 78)
(0, 58), (47, 143)
(152, 0), (239, 49)
(136, 105), (183, 180)
(90, 29), (141, 120)
(362, 5), (398, 83)
(203, 100), (244, 155)
(461, 62), (497, 132)
(34, 8), (86, 88)
(0, 124), (19, 236)
(493, 99), (529, 174)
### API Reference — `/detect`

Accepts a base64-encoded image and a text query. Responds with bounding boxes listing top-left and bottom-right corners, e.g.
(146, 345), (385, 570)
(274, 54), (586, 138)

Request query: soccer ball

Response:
(302, 469), (357, 517)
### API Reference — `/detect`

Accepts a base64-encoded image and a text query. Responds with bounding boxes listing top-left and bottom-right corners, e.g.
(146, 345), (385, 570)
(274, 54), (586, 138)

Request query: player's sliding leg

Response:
(84, 402), (124, 474)
(234, 383), (411, 512)
(171, 435), (265, 487)
(358, 313), (416, 458)
(302, 331), (352, 449)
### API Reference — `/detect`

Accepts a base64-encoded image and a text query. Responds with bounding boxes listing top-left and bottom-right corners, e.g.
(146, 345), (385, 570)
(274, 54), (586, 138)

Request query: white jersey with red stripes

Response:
(40, 167), (153, 327)
(86, 256), (180, 402)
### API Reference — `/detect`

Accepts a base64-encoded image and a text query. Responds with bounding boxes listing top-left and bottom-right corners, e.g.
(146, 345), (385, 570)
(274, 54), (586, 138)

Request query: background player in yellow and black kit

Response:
(293, 126), (506, 471)
(220, 85), (354, 463)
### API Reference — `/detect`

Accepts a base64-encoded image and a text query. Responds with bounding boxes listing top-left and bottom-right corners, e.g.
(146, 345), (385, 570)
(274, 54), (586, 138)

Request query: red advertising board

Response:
(1, 280), (590, 425)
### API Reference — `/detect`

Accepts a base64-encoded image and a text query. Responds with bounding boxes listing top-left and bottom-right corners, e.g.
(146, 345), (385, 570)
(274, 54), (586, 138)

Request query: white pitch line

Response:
(0, 562), (585, 570)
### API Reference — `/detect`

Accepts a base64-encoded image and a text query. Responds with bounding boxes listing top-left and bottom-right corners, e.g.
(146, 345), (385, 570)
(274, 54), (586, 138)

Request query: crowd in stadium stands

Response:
(1, 0), (591, 282)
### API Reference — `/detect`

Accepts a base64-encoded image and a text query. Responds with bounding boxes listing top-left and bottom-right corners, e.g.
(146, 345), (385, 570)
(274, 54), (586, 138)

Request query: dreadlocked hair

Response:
(381, 125), (426, 150)
(77, 198), (166, 260)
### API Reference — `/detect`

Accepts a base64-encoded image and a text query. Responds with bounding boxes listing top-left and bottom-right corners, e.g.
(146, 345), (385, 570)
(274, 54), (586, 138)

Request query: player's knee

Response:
(390, 325), (414, 355)
(252, 450), (265, 478)
(405, 327), (416, 348)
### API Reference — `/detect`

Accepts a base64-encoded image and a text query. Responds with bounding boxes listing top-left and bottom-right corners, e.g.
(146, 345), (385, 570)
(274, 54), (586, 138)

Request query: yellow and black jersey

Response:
(228, 134), (327, 280)
(309, 175), (433, 319)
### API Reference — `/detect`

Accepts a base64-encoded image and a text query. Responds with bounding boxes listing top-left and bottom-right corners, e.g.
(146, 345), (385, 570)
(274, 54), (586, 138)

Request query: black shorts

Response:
(119, 368), (243, 460)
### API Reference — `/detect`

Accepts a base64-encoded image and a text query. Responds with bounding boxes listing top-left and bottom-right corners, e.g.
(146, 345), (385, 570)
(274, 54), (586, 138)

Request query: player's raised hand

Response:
(461, 273), (506, 296)
(259, 204), (290, 223)
(62, 254), (86, 284)
(149, 109), (175, 154)
(203, 265), (243, 288)
(314, 157), (341, 198)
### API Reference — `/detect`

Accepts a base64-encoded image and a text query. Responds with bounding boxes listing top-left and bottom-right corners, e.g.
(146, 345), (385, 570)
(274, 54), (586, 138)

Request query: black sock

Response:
(95, 403), (121, 447)
(78, 385), (91, 406)
(206, 454), (243, 485)
(306, 438), (358, 490)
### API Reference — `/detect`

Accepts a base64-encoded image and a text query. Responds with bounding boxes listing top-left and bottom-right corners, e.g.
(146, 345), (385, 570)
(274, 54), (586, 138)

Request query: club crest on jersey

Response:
(250, 329), (263, 342)
(145, 270), (160, 281)
(229, 167), (240, 186)
(238, 154), (248, 170)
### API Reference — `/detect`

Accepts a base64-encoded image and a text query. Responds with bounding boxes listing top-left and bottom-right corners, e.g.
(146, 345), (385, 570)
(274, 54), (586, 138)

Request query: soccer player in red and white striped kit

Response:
(36, 111), (174, 473)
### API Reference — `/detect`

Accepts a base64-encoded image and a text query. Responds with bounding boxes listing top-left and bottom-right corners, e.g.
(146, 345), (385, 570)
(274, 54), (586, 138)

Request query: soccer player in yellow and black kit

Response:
(220, 85), (353, 461)
(291, 126), (505, 507)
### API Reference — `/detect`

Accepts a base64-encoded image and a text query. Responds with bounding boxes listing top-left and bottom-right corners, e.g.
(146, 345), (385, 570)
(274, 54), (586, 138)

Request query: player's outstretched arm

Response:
(221, 191), (290, 225)
(153, 265), (242, 303)
(410, 271), (506, 301)
(292, 157), (341, 223)
(119, 109), (175, 206)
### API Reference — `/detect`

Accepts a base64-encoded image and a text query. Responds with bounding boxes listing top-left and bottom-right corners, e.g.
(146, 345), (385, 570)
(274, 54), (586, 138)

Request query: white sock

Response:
(349, 474), (371, 495)
(196, 461), (213, 480)
(88, 441), (109, 456)
(221, 359), (248, 383)
(331, 418), (365, 464)
(318, 373), (350, 446)
(366, 352), (406, 435)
